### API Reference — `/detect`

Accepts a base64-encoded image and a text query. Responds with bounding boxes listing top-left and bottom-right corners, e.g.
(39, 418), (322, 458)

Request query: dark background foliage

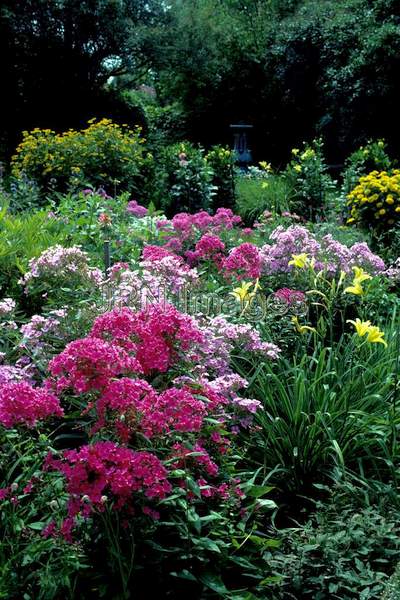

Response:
(1, 0), (400, 165)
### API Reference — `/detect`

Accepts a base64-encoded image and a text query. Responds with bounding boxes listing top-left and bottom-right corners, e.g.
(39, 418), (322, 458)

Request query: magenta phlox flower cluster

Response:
(46, 442), (171, 528)
(48, 336), (142, 394)
(274, 288), (306, 305)
(156, 208), (242, 248)
(185, 233), (226, 267)
(0, 381), (63, 428)
(91, 304), (203, 375)
(221, 243), (261, 280)
(126, 200), (148, 218)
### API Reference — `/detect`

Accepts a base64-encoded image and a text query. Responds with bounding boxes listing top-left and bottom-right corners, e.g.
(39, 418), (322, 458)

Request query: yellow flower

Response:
(291, 316), (317, 335)
(366, 325), (388, 347)
(230, 279), (261, 303)
(289, 253), (309, 268)
(344, 281), (364, 295)
(294, 164), (302, 173)
(346, 318), (371, 337)
(352, 266), (372, 284)
(259, 161), (272, 172)
(291, 148), (299, 156)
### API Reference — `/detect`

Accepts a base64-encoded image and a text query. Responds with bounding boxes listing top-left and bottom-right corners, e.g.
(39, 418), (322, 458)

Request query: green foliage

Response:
(267, 492), (400, 599)
(0, 429), (87, 600)
(235, 332), (400, 496)
(205, 145), (236, 210)
(0, 205), (67, 299)
(235, 171), (293, 224)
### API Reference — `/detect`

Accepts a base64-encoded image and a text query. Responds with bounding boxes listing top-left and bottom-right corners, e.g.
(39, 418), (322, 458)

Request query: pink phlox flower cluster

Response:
(19, 310), (67, 351)
(141, 387), (207, 437)
(105, 265), (155, 309)
(21, 245), (104, 287)
(185, 234), (226, 267)
(232, 397), (262, 414)
(384, 257), (400, 281)
(206, 316), (281, 359)
(140, 250), (199, 294)
(156, 209), (242, 248)
(94, 379), (216, 441)
(221, 243), (261, 280)
(94, 377), (157, 441)
(0, 365), (26, 386)
(260, 226), (385, 275)
(0, 381), (63, 428)
(0, 298), (16, 316)
(126, 200), (148, 218)
(48, 336), (142, 394)
(142, 245), (175, 262)
(274, 288), (306, 305)
(206, 374), (249, 399)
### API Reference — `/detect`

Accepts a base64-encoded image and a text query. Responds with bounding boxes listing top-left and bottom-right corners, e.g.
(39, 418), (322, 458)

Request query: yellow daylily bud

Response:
(291, 316), (317, 335)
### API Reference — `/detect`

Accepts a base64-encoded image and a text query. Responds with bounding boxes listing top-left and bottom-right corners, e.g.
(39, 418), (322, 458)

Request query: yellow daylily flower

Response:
(344, 281), (364, 295)
(289, 253), (309, 268)
(291, 316), (317, 335)
(259, 161), (272, 172)
(352, 267), (372, 284)
(230, 279), (261, 304)
(347, 318), (372, 337)
(230, 281), (254, 303)
(366, 325), (388, 347)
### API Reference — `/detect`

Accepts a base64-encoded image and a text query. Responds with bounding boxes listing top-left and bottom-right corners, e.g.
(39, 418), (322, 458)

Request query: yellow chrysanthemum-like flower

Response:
(347, 169), (400, 229)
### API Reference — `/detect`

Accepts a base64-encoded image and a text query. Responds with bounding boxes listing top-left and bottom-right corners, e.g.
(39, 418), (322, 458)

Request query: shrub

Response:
(342, 139), (393, 198)
(156, 142), (216, 216)
(346, 169), (400, 230)
(285, 138), (336, 221)
(11, 119), (147, 198)
(205, 145), (235, 210)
